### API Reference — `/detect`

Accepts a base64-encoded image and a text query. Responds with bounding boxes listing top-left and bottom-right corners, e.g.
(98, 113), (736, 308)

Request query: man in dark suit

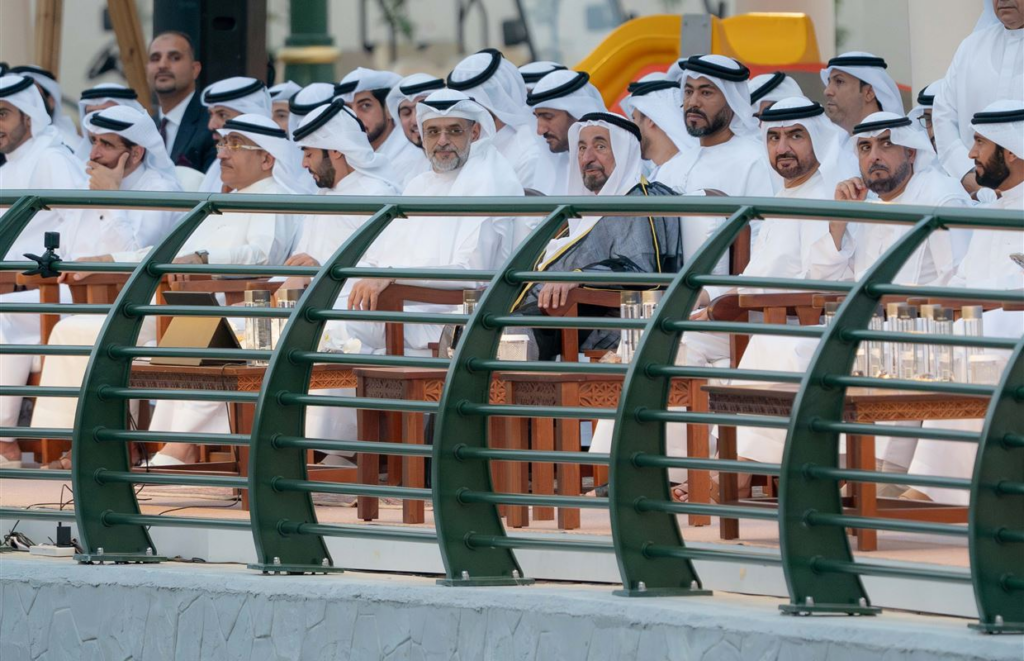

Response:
(147, 31), (216, 172)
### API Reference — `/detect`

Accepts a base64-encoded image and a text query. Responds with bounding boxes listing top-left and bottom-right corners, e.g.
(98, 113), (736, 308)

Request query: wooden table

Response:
(130, 362), (357, 509)
(705, 383), (984, 551)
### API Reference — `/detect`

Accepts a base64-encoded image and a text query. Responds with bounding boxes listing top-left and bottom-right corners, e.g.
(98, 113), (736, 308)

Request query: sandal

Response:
(43, 454), (71, 470)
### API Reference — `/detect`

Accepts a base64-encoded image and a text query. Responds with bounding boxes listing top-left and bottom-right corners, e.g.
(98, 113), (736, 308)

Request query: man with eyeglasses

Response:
(909, 82), (940, 151)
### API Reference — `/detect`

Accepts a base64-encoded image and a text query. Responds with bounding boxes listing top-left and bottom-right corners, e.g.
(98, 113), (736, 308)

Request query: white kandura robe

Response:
(933, 23), (1024, 180)
(492, 124), (548, 246)
(655, 135), (775, 300)
(291, 172), (398, 262)
(0, 131), (86, 442)
(29, 177), (301, 435)
(908, 182), (1024, 504)
(306, 138), (520, 450)
(588, 171), (843, 481)
(377, 127), (429, 190)
(736, 168), (972, 466)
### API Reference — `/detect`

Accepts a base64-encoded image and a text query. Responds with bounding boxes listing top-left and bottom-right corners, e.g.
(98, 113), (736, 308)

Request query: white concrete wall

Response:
(2, 555), (1020, 661)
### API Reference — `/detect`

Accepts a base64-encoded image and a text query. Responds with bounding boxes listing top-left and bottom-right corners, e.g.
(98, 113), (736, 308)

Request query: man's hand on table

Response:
(538, 282), (578, 310)
(59, 254), (114, 283)
(348, 278), (395, 311)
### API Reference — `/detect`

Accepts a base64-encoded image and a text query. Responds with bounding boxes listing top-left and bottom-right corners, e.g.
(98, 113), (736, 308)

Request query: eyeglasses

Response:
(216, 142), (266, 152)
(423, 126), (467, 139)
(916, 115), (933, 130)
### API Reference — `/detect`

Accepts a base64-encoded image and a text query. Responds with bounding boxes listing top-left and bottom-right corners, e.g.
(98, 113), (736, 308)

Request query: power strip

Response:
(29, 545), (76, 557)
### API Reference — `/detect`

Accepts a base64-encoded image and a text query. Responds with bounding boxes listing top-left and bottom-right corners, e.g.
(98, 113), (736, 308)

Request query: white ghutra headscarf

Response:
(216, 114), (312, 193)
(293, 99), (399, 190)
(83, 105), (178, 184)
(820, 52), (905, 116)
(669, 54), (758, 137)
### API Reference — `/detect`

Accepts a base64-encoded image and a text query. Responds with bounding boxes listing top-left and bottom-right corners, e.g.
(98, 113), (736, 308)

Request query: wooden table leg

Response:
(532, 418), (555, 521)
(849, 434), (878, 552)
(492, 383), (513, 518)
(402, 380), (426, 524)
(232, 402), (254, 511)
(718, 424), (739, 540)
(555, 382), (581, 531)
(356, 379), (381, 521)
(685, 379), (711, 527)
(385, 410), (403, 486)
(504, 416), (530, 528)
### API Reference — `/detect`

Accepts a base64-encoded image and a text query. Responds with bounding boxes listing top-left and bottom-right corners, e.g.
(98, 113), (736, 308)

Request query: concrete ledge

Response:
(1, 556), (1018, 661)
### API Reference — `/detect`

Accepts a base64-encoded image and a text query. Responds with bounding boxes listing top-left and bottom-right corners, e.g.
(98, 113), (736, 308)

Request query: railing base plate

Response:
(247, 563), (345, 575)
(436, 576), (536, 587)
(968, 621), (1024, 635)
(75, 553), (166, 564)
(779, 603), (881, 617)
(613, 587), (712, 598)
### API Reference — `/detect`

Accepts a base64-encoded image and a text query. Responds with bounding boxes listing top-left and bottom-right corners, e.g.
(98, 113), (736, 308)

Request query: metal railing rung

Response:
(0, 345), (92, 356)
(666, 320), (824, 337)
(0, 303), (110, 314)
(277, 520), (438, 543)
(95, 470), (247, 489)
(454, 447), (609, 464)
(811, 558), (972, 584)
(486, 315), (648, 330)
(467, 358), (628, 376)
(644, 544), (783, 566)
(466, 534), (613, 554)
(94, 429), (249, 446)
(0, 261), (137, 273)
(504, 271), (676, 285)
(822, 375), (994, 396)
(307, 310), (469, 325)
(0, 507), (75, 521)
(331, 267), (495, 281)
(996, 529), (1024, 544)
(811, 420), (978, 442)
(0, 386), (79, 398)
(635, 498), (778, 520)
(632, 454), (781, 475)
(147, 263), (320, 277)
(274, 436), (432, 457)
(645, 365), (803, 383)
(0, 427), (73, 439)
(458, 490), (607, 509)
(866, 284), (1024, 303)
(457, 402), (617, 420)
(279, 393), (438, 413)
(98, 387), (259, 403)
(995, 481), (1024, 496)
(635, 410), (791, 429)
(124, 304), (291, 319)
(109, 346), (273, 362)
(803, 465), (971, 490)
(1005, 434), (1024, 449)
(0, 468), (70, 480)
(805, 511), (967, 536)
(101, 512), (250, 530)
(688, 275), (854, 292)
(288, 351), (449, 369)
(273, 478), (430, 500)
(842, 330), (1018, 350)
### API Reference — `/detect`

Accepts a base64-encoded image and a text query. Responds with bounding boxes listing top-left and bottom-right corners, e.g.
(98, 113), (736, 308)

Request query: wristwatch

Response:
(195, 250), (209, 264)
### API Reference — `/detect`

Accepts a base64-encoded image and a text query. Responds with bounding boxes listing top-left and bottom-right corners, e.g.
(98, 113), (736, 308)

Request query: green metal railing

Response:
(1, 190), (1021, 633)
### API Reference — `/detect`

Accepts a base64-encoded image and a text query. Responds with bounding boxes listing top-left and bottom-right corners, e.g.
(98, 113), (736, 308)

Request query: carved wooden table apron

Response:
(706, 383), (985, 552)
(129, 363), (357, 510)
(501, 372), (709, 530)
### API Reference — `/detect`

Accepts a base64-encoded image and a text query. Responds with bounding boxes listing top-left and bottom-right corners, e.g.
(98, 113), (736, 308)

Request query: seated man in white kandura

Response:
(307, 89), (522, 465)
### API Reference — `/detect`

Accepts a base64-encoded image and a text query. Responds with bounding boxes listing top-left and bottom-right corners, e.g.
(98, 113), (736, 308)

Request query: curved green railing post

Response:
(247, 204), (400, 573)
(607, 206), (756, 597)
(72, 201), (216, 562)
(431, 205), (577, 586)
(969, 337), (1024, 634)
(0, 195), (43, 257)
(777, 216), (941, 615)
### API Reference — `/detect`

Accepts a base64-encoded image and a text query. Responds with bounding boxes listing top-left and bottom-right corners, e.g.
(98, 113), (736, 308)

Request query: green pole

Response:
(283, 0), (338, 85)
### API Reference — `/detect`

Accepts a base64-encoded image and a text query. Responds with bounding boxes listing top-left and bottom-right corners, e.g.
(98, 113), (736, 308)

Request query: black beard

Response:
(773, 153), (818, 181)
(685, 107), (731, 137)
(975, 147), (1011, 189)
(366, 120), (387, 145)
(866, 160), (913, 195)
(314, 155), (336, 189)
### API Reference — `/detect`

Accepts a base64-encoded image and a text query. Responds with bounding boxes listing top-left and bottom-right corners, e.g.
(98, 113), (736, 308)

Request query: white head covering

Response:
(820, 52), (905, 116)
(852, 111), (938, 172)
(447, 49), (534, 128)
(216, 113), (311, 193)
(10, 65), (78, 139)
(293, 99), (399, 189)
(74, 83), (147, 160)
(566, 112), (643, 197)
(618, 78), (695, 153)
(336, 68), (401, 104)
(748, 72), (804, 113)
(201, 77), (272, 116)
(526, 70), (606, 120)
(83, 105), (178, 183)
(415, 88), (497, 140)
(759, 96), (857, 189)
(269, 80), (302, 103)
(908, 81), (941, 127)
(288, 83), (338, 136)
(0, 73), (53, 134)
(971, 100), (1024, 159)
(975, 0), (1000, 31)
(669, 54), (758, 136)
(385, 73), (446, 126)
(519, 61), (567, 91)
